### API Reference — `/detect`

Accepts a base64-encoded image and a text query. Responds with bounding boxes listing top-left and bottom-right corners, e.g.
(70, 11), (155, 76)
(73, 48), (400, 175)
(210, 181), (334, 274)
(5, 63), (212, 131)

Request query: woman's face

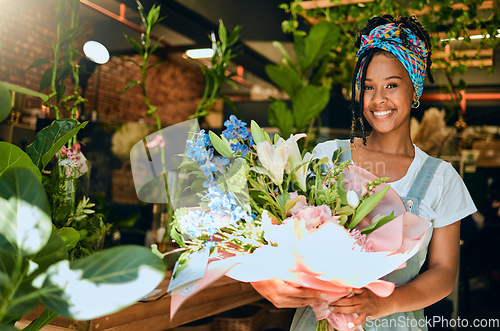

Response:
(362, 53), (416, 135)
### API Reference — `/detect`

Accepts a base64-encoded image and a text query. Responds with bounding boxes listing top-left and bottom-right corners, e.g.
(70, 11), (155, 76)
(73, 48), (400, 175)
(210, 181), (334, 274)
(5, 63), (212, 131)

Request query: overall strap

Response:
(336, 139), (352, 164)
(401, 156), (442, 215)
(406, 156), (442, 200)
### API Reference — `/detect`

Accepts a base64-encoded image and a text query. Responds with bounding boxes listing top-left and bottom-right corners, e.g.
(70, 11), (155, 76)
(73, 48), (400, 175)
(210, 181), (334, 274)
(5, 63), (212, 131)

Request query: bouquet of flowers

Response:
(145, 116), (430, 331)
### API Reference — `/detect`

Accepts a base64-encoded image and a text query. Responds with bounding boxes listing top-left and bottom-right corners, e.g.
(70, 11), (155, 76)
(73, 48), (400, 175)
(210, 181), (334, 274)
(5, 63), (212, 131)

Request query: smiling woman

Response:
(250, 14), (477, 331)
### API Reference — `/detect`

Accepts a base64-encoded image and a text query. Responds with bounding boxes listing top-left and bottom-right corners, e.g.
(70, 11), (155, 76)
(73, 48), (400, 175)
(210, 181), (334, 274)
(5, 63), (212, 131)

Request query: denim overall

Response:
(290, 140), (442, 331)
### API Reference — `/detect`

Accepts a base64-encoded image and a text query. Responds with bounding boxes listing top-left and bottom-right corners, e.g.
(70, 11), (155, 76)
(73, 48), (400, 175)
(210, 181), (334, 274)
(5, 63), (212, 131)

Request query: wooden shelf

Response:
(20, 273), (262, 330)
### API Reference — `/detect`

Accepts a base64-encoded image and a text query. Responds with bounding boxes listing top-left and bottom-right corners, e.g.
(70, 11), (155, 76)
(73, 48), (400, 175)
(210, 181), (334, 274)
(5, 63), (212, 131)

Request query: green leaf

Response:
(170, 228), (186, 248)
(1, 255), (40, 316)
(40, 245), (166, 320)
(123, 80), (139, 94)
(271, 41), (293, 66)
(0, 81), (49, 102)
(336, 173), (347, 205)
(29, 232), (68, 279)
(227, 25), (241, 46)
(360, 214), (397, 236)
(276, 192), (290, 210)
(301, 21), (338, 71)
(0, 82), (12, 123)
(21, 308), (60, 331)
(125, 35), (144, 56)
(208, 131), (233, 158)
(0, 168), (51, 256)
(26, 119), (88, 170)
(218, 20), (227, 45)
(291, 85), (330, 129)
(0, 142), (42, 181)
(264, 64), (302, 96)
(39, 67), (53, 92)
(349, 185), (391, 229)
(55, 227), (80, 250)
(268, 100), (294, 138)
(250, 120), (271, 144)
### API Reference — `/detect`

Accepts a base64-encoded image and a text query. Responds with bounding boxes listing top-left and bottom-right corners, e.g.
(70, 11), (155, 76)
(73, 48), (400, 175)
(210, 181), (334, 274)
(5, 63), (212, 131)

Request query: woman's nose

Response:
(368, 87), (387, 105)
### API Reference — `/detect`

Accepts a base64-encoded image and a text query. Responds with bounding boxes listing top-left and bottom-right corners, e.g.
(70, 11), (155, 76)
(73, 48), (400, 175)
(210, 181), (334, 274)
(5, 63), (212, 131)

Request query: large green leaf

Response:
(0, 168), (51, 256)
(291, 85), (330, 129)
(250, 120), (271, 144)
(0, 250), (40, 317)
(349, 185), (391, 229)
(264, 64), (302, 97)
(21, 308), (60, 331)
(301, 21), (338, 71)
(0, 142), (41, 181)
(29, 232), (68, 280)
(26, 119), (88, 170)
(40, 245), (166, 320)
(55, 227), (80, 250)
(0, 82), (11, 123)
(0, 81), (49, 102)
(209, 131), (233, 158)
(268, 100), (294, 138)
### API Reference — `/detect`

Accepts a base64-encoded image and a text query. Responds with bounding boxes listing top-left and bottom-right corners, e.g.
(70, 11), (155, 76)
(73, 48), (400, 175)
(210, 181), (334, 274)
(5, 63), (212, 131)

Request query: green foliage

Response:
(122, 0), (164, 130)
(0, 142), (41, 181)
(266, 21), (337, 144)
(27, 0), (87, 119)
(26, 119), (88, 171)
(43, 170), (108, 260)
(0, 167), (166, 327)
(190, 20), (242, 120)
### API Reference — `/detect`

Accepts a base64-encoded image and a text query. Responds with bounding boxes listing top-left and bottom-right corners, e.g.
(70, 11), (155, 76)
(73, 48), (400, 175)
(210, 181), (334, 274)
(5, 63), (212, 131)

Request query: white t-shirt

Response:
(313, 140), (477, 228)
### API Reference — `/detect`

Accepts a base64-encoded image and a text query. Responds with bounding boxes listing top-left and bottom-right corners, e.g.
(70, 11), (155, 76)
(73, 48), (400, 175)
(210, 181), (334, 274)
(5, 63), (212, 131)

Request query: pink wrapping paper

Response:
(170, 165), (431, 331)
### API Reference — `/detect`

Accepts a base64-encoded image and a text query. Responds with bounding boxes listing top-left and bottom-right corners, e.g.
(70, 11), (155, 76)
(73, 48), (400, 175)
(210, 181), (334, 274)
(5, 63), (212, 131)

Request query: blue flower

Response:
(230, 142), (249, 156)
(213, 156), (230, 169)
(186, 131), (214, 165)
(222, 115), (249, 140)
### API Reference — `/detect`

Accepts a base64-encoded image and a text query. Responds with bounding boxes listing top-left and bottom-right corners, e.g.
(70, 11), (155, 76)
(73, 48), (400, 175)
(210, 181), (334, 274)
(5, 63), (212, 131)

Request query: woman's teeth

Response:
(373, 110), (393, 116)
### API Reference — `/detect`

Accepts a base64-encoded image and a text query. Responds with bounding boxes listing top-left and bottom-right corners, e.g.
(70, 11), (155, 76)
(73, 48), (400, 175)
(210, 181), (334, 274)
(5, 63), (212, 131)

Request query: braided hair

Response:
(350, 14), (434, 144)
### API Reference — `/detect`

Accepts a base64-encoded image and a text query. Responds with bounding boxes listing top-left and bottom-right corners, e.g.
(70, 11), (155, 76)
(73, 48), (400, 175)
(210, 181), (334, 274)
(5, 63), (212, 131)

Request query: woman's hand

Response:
(251, 278), (327, 308)
(329, 288), (393, 329)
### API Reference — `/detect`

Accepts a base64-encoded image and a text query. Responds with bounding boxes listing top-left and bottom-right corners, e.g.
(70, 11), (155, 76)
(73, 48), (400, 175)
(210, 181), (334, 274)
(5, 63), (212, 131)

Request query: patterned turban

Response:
(356, 23), (429, 102)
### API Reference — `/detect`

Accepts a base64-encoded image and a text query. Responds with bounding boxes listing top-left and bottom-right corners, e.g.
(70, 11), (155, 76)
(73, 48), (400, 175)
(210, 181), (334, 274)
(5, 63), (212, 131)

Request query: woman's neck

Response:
(363, 132), (414, 157)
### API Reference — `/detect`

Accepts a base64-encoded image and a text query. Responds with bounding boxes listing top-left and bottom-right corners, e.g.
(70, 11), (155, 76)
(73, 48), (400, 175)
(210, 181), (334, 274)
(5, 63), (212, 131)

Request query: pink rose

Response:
(289, 192), (308, 215)
(293, 205), (340, 232)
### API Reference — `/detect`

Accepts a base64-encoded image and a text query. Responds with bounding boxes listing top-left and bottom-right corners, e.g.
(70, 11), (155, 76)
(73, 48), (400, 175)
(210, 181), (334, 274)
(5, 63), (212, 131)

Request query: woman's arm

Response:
(331, 221), (461, 328)
(251, 278), (330, 308)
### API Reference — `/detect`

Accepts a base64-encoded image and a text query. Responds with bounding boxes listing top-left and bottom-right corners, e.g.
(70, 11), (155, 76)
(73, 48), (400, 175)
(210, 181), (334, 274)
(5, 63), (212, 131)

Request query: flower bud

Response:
(346, 190), (360, 209)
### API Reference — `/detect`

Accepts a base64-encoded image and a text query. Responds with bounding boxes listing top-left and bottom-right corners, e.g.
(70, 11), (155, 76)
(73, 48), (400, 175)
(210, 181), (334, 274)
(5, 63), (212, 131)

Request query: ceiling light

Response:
(83, 41), (110, 64)
(185, 48), (214, 59)
(440, 29), (500, 41)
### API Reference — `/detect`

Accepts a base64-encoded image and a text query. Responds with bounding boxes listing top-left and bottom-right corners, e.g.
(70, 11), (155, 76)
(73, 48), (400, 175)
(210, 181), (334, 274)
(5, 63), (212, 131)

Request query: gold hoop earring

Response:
(412, 100), (420, 109)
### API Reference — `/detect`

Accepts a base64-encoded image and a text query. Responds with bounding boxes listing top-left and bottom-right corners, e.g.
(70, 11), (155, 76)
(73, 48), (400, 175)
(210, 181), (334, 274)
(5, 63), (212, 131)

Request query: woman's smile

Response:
(372, 109), (394, 118)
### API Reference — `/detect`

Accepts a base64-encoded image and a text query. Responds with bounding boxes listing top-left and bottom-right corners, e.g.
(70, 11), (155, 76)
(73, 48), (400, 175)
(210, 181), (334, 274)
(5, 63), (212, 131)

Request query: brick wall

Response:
(0, 0), (203, 126)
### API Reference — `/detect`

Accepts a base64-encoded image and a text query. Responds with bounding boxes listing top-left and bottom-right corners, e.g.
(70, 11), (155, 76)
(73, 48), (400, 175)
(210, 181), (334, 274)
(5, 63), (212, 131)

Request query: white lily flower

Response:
(284, 133), (311, 191)
(346, 190), (360, 209)
(254, 134), (301, 185)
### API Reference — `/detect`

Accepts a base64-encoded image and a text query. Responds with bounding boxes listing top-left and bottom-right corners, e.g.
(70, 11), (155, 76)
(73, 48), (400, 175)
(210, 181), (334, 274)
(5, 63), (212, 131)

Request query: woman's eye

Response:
(364, 86), (373, 90)
(386, 84), (397, 89)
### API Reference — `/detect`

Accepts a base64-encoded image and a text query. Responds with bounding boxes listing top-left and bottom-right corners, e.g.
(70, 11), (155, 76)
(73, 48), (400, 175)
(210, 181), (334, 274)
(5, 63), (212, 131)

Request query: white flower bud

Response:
(346, 190), (360, 209)
(371, 214), (385, 224)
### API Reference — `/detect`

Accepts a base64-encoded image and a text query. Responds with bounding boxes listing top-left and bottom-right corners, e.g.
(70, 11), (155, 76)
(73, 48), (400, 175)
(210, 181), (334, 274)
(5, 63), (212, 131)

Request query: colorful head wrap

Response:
(356, 23), (429, 102)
